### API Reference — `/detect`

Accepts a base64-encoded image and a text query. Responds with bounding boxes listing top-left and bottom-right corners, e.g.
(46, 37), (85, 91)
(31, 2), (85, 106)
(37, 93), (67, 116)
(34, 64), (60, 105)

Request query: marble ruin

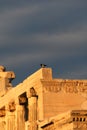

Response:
(0, 65), (87, 130)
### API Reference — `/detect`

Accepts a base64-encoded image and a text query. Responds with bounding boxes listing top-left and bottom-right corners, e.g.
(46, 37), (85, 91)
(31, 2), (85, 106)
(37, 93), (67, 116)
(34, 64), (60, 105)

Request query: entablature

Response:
(41, 79), (87, 93)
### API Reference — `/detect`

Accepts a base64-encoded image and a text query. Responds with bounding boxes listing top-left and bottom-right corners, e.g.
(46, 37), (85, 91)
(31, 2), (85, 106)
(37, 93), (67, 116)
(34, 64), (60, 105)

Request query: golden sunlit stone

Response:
(0, 66), (87, 130)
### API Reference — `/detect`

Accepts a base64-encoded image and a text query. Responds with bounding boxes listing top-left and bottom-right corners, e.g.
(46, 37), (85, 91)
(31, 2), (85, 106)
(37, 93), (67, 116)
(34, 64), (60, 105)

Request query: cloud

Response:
(0, 0), (87, 85)
(0, 0), (87, 36)
(0, 25), (87, 68)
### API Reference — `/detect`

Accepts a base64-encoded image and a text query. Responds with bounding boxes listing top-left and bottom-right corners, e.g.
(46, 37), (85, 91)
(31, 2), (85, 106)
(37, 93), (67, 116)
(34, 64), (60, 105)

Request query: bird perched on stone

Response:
(40, 64), (47, 68)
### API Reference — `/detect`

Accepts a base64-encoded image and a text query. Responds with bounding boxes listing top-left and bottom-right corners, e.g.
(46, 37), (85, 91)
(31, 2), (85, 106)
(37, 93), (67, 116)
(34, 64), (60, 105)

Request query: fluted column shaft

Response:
(15, 105), (25, 130)
(6, 111), (15, 130)
(28, 96), (37, 130)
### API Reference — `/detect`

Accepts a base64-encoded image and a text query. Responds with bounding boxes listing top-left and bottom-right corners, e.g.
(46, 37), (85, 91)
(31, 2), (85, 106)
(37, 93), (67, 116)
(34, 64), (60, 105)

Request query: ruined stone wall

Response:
(71, 110), (87, 130)
(42, 79), (87, 119)
(0, 66), (53, 130)
(40, 111), (73, 130)
(0, 66), (87, 130)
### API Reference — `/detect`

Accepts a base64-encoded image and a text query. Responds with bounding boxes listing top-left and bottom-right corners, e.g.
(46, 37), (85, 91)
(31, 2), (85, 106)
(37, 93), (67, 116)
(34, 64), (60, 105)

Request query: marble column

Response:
(15, 105), (25, 130)
(5, 102), (16, 130)
(27, 88), (38, 130)
(6, 111), (15, 130)
(0, 121), (6, 130)
(0, 108), (6, 130)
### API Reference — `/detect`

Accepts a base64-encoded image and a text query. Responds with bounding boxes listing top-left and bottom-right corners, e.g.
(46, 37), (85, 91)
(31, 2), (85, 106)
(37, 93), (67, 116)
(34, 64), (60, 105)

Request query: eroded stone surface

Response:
(0, 66), (15, 97)
(0, 66), (87, 130)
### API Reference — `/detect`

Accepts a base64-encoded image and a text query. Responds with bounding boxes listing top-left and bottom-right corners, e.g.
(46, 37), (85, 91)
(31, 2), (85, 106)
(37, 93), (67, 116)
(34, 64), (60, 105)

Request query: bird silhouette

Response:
(40, 64), (47, 68)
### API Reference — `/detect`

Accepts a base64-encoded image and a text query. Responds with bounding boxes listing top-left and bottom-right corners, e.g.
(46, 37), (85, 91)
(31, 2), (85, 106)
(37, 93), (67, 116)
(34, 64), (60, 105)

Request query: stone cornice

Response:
(41, 79), (87, 93)
(39, 111), (72, 129)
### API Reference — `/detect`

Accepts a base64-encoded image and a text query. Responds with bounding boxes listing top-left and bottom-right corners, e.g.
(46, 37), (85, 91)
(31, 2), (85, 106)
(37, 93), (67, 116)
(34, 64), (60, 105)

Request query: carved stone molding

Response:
(41, 118), (72, 130)
(64, 85), (78, 93)
(43, 86), (61, 93)
(19, 96), (27, 105)
(78, 85), (87, 93)
(71, 110), (87, 129)
(41, 81), (61, 93)
(18, 92), (28, 105)
(41, 80), (87, 93)
(27, 87), (37, 98)
(0, 66), (16, 97)
(0, 107), (5, 117)
(8, 101), (16, 112)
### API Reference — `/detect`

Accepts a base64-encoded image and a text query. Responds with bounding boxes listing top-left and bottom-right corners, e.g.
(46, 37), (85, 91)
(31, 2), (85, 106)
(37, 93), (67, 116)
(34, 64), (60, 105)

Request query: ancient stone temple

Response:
(0, 65), (87, 130)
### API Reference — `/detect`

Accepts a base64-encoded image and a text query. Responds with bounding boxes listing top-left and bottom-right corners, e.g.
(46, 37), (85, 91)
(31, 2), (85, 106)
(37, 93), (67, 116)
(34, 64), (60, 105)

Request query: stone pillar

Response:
(0, 107), (6, 130)
(6, 111), (15, 130)
(0, 106), (6, 130)
(15, 98), (25, 130)
(0, 121), (6, 130)
(29, 97), (37, 130)
(5, 102), (15, 130)
(27, 88), (38, 130)
(25, 121), (29, 130)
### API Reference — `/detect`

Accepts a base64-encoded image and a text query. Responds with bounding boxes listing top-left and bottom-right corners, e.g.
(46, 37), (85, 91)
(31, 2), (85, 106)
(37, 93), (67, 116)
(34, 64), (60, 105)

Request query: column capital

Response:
(5, 100), (16, 112)
(8, 101), (16, 112)
(27, 87), (37, 98)
(0, 107), (5, 117)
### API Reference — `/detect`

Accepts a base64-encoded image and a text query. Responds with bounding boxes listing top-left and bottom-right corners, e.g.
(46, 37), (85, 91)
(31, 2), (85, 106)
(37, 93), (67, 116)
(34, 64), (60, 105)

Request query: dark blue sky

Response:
(0, 1), (87, 86)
